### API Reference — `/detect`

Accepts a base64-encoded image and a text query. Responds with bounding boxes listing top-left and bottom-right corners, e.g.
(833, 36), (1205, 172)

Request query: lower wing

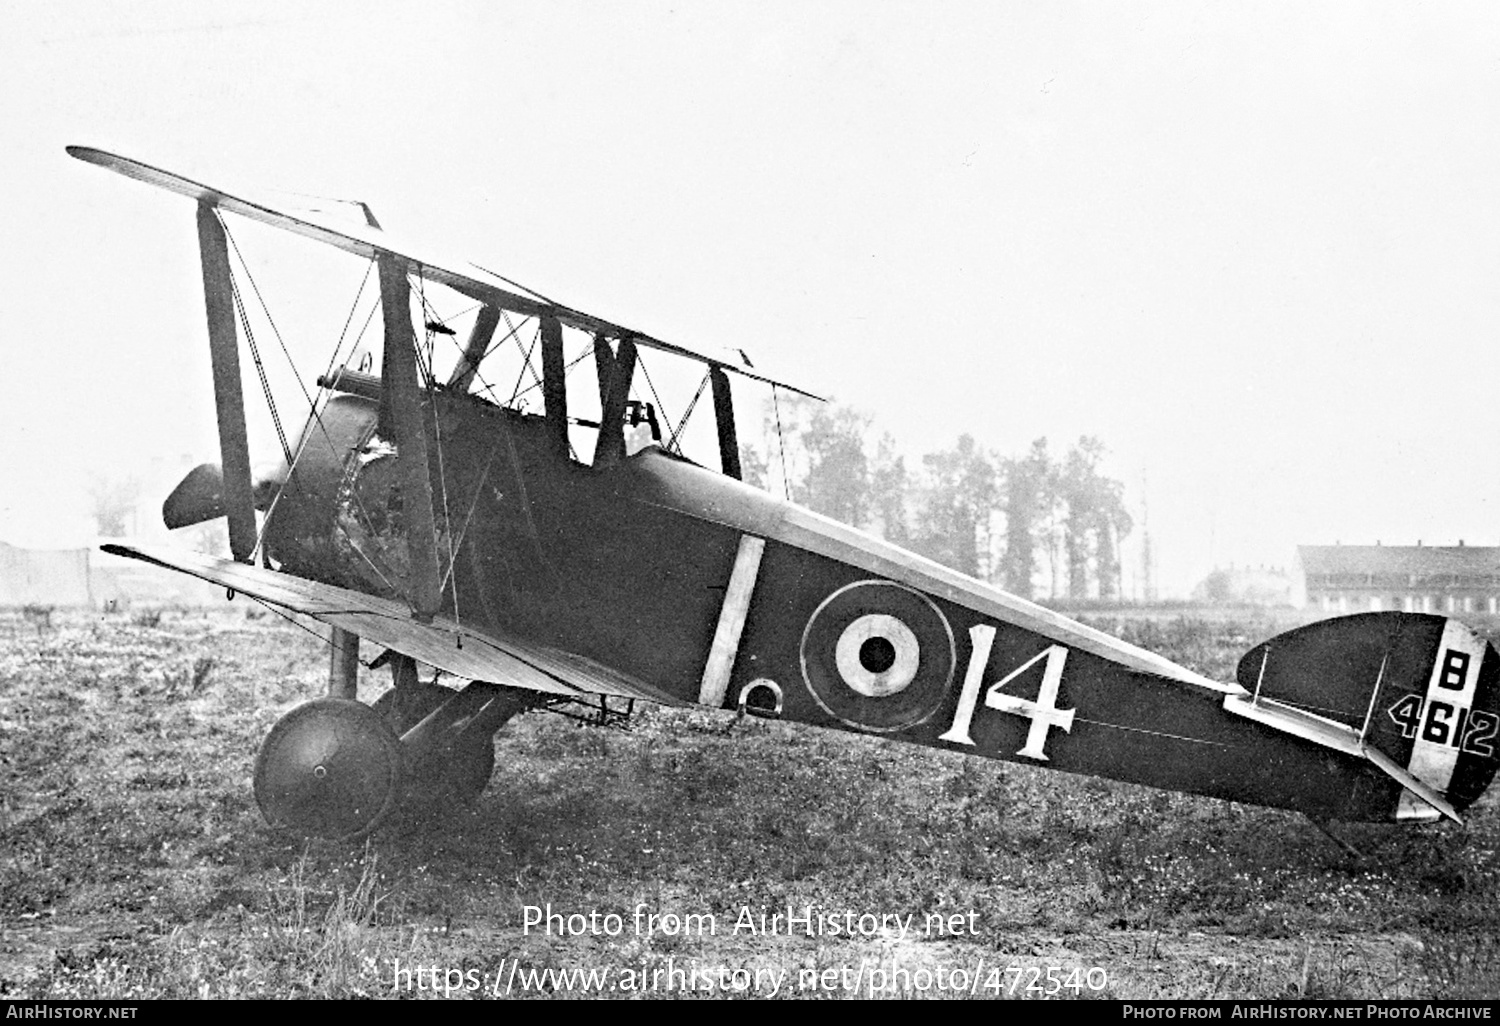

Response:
(102, 543), (686, 707)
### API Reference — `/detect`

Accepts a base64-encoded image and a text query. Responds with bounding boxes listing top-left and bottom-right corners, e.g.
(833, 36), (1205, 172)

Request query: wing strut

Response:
(196, 202), (257, 563)
(377, 255), (443, 619)
(447, 304), (499, 393)
(710, 366), (742, 480)
(328, 627), (359, 699)
(540, 315), (569, 461)
(593, 336), (637, 468)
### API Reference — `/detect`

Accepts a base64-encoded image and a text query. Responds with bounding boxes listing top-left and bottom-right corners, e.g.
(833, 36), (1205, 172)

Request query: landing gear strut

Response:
(373, 681), (497, 807)
(252, 641), (532, 840)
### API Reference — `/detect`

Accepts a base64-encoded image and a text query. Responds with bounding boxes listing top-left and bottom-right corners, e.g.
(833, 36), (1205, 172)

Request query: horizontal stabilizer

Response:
(101, 542), (685, 708)
(1224, 693), (1461, 823)
(1223, 693), (1363, 757)
(1227, 612), (1500, 823)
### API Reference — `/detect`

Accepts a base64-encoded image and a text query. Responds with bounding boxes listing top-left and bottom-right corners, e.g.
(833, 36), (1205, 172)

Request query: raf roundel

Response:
(800, 580), (956, 732)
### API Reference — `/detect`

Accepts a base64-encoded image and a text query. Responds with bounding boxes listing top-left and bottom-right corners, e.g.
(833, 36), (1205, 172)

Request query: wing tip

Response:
(67, 144), (101, 165)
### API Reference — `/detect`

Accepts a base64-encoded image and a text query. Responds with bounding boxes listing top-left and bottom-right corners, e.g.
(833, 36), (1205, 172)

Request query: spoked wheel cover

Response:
(253, 698), (404, 841)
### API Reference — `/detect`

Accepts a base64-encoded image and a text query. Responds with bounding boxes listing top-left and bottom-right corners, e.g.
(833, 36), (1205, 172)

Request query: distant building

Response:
(1191, 564), (1294, 606)
(1296, 543), (1500, 615)
(0, 540), (218, 608)
(0, 542), (96, 606)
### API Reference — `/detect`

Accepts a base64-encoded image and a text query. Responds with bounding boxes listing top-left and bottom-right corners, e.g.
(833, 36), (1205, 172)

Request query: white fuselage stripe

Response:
(698, 535), (766, 708)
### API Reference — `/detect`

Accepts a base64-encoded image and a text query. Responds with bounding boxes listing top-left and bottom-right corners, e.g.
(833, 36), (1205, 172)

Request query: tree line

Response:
(741, 397), (1135, 603)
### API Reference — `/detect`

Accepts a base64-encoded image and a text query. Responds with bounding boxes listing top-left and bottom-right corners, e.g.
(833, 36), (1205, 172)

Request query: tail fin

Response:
(1223, 613), (1499, 823)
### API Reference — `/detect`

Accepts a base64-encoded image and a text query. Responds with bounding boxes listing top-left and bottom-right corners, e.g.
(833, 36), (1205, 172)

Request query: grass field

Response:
(1, 605), (1496, 999)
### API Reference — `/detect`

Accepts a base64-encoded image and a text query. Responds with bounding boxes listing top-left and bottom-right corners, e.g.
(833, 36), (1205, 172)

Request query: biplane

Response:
(68, 145), (1500, 842)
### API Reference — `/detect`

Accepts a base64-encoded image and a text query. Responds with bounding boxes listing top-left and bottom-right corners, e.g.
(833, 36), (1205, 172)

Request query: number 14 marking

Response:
(939, 624), (1075, 761)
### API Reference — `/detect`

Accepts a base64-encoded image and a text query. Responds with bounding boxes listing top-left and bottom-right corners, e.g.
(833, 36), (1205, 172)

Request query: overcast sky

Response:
(4, 1), (1499, 596)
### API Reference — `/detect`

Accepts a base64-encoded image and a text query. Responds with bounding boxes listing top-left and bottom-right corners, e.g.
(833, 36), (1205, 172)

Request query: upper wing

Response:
(67, 146), (821, 400)
(102, 542), (686, 707)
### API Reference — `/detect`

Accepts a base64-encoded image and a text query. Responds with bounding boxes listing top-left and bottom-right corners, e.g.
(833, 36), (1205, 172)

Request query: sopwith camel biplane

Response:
(68, 146), (1500, 842)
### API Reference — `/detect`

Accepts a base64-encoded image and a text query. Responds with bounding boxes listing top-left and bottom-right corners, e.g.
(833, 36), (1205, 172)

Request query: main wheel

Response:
(373, 685), (496, 806)
(253, 698), (404, 841)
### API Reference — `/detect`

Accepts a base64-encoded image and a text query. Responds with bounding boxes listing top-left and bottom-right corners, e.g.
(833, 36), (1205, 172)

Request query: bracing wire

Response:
(223, 216), (347, 450)
(438, 444), (502, 595)
(480, 312), (534, 369)
(444, 330), (504, 406)
(255, 299), (386, 563)
(511, 344), (593, 404)
(634, 357), (675, 444)
(425, 329), (462, 627)
(415, 272), (438, 388)
(227, 275), (292, 465)
(247, 596), (385, 669)
(500, 310), (546, 407)
(666, 371), (711, 454)
(773, 384), (792, 501)
(407, 269), (465, 624)
(323, 259), (374, 381)
(223, 221), (321, 416)
(219, 219), (384, 559)
(222, 221), (392, 571)
(410, 279), (511, 404)
(508, 324), (542, 406)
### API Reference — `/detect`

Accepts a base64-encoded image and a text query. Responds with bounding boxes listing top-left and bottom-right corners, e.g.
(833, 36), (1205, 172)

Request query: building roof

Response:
(1298, 545), (1500, 577)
